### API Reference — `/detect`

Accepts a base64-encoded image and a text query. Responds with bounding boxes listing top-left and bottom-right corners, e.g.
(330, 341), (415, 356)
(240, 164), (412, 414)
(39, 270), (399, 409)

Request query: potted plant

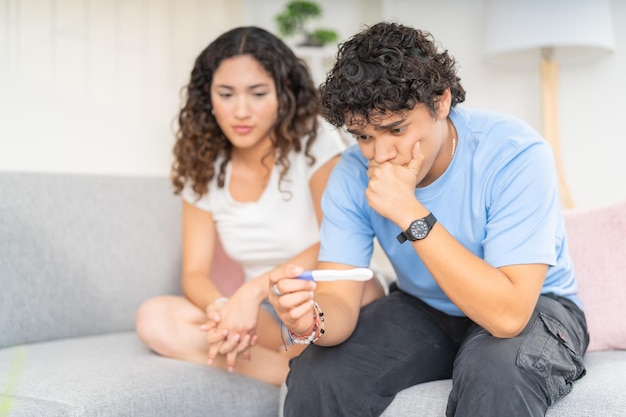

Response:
(275, 1), (339, 47)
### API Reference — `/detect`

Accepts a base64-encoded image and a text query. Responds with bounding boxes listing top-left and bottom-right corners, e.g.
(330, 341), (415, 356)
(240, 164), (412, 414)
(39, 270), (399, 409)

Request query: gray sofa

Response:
(1, 172), (625, 417)
(0, 173), (277, 417)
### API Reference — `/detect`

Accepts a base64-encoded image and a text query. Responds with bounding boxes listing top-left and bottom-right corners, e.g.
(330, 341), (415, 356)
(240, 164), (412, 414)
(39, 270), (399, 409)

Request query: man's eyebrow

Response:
(346, 128), (364, 135)
(346, 119), (406, 135)
(375, 119), (406, 130)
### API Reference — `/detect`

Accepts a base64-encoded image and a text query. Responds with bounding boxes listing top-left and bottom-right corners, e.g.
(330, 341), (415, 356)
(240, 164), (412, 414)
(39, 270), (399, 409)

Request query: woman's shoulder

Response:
(179, 162), (226, 212)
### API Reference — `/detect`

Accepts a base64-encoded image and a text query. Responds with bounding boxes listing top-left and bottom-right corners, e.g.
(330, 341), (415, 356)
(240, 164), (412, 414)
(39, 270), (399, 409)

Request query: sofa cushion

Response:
(0, 173), (183, 348)
(563, 199), (626, 352)
(377, 351), (626, 417)
(0, 332), (279, 417)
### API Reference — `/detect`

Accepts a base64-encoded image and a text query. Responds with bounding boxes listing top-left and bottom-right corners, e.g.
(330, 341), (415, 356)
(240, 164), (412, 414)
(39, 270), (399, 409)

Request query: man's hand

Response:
(267, 265), (317, 336)
(366, 140), (424, 223)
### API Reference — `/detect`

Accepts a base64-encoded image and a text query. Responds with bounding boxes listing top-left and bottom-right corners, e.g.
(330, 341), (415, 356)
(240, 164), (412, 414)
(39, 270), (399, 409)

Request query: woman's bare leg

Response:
(135, 295), (304, 386)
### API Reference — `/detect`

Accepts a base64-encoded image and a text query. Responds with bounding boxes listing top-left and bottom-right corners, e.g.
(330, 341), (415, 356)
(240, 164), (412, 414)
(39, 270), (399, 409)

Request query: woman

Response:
(135, 26), (359, 386)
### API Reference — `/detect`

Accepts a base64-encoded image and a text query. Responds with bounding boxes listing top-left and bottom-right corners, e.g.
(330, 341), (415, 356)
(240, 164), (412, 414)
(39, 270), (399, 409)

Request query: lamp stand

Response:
(540, 47), (575, 209)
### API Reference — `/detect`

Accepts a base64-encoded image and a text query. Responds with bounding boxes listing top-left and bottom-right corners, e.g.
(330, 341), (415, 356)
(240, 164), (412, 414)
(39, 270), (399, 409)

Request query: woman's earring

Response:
(211, 108), (215, 116)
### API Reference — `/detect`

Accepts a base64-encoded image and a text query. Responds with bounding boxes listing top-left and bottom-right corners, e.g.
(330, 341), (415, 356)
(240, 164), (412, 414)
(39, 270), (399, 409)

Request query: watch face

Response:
(410, 219), (429, 240)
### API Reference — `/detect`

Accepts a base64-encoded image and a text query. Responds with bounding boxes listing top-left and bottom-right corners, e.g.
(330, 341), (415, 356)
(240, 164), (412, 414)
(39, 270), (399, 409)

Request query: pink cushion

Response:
(563, 199), (626, 352)
(211, 235), (245, 297)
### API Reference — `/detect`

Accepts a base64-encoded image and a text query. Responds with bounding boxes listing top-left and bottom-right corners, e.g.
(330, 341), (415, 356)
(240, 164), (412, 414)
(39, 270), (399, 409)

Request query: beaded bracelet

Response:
(288, 302), (325, 345)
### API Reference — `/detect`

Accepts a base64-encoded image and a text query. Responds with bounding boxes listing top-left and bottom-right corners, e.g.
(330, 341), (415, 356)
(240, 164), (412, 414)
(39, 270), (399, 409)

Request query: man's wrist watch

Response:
(396, 212), (437, 243)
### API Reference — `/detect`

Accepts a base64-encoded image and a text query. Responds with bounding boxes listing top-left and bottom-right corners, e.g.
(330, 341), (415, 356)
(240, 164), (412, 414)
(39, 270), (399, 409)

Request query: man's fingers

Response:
(268, 264), (304, 285)
(290, 299), (316, 323)
(273, 280), (315, 301)
(406, 140), (423, 175)
(277, 290), (314, 314)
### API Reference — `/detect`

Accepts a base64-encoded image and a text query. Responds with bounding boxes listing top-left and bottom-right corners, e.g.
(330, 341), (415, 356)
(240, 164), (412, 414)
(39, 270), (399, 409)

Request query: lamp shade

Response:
(483, 0), (615, 67)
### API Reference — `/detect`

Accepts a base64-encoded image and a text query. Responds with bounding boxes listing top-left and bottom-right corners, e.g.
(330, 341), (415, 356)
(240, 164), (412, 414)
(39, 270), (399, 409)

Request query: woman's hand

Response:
(202, 298), (237, 369)
(204, 286), (261, 371)
(268, 264), (317, 335)
(202, 296), (229, 331)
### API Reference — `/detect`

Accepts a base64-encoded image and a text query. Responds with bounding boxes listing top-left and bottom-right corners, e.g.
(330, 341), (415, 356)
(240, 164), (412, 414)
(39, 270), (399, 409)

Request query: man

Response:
(268, 22), (588, 417)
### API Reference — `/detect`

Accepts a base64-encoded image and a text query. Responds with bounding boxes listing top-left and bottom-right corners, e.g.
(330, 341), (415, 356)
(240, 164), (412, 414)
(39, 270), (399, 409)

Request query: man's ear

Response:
(436, 88), (452, 119)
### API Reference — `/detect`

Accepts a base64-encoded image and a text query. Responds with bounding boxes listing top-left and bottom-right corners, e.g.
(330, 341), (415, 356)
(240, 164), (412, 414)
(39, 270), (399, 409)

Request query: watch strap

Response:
(397, 230), (410, 244)
(396, 212), (437, 243)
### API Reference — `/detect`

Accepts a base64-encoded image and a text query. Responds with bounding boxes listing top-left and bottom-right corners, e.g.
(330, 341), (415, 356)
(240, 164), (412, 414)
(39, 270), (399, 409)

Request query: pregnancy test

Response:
(296, 268), (374, 282)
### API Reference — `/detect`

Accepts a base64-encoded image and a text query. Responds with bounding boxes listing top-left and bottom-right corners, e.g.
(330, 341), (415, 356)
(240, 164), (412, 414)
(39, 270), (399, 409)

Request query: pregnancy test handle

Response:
(296, 268), (373, 281)
(297, 271), (315, 281)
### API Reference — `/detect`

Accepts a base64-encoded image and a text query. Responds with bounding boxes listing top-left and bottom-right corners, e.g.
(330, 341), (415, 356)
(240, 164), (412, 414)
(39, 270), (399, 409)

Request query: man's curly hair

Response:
(320, 22), (466, 128)
(172, 26), (320, 198)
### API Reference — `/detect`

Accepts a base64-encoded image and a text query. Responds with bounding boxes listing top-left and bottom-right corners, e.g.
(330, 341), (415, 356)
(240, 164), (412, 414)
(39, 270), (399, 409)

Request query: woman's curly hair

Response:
(320, 22), (466, 128)
(172, 26), (320, 198)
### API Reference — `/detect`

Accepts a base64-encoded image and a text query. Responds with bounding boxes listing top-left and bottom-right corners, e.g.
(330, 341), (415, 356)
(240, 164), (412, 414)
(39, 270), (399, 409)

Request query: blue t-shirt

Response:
(319, 107), (581, 316)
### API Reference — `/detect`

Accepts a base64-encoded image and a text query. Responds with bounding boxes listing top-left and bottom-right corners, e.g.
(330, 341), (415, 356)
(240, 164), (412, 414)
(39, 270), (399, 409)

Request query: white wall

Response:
(0, 0), (246, 177)
(1, 0), (624, 208)
(379, 0), (626, 208)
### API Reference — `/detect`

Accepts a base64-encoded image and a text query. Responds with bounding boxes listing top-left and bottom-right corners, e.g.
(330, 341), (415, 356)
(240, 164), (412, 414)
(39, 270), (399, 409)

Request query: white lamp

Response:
(483, 0), (615, 208)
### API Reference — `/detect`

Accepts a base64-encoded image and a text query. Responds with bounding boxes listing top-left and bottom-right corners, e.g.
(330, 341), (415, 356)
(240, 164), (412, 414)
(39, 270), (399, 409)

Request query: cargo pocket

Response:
(516, 312), (586, 405)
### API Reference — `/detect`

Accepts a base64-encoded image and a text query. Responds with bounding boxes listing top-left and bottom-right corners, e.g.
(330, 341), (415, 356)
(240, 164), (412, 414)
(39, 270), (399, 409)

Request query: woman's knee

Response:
(135, 296), (181, 349)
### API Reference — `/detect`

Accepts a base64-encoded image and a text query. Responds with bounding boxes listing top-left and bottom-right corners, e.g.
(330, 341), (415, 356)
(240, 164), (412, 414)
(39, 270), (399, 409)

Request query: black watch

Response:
(396, 213), (437, 243)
